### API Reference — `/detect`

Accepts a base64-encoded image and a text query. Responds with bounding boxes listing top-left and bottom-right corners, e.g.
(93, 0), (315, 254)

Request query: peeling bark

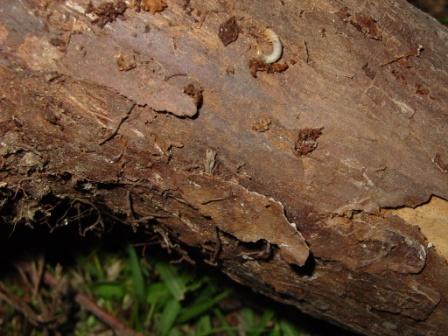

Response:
(1, 0), (448, 335)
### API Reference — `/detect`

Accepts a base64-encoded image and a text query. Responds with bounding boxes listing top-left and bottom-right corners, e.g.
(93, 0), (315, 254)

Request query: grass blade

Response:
(269, 323), (281, 336)
(213, 308), (236, 336)
(156, 262), (187, 301)
(92, 282), (124, 300)
(279, 319), (301, 336)
(252, 309), (275, 335)
(127, 245), (146, 305)
(157, 298), (181, 336)
(242, 308), (255, 333)
(177, 290), (230, 324)
(196, 315), (212, 335)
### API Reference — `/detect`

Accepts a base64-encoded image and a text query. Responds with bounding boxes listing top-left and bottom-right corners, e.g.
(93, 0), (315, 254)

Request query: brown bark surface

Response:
(1, 0), (448, 335)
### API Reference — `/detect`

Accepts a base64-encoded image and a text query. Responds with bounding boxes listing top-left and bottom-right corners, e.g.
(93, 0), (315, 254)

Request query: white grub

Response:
(257, 29), (283, 64)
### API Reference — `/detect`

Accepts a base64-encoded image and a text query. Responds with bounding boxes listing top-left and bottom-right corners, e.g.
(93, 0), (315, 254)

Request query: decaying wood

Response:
(1, 0), (447, 335)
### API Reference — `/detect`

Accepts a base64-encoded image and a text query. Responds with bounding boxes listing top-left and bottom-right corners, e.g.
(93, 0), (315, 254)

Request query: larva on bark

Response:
(257, 29), (283, 64)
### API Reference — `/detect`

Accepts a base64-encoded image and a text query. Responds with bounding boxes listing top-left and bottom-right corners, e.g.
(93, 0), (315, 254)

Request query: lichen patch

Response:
(387, 196), (448, 262)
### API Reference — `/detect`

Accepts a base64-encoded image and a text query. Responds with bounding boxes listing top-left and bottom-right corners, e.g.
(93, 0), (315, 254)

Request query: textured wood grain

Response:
(1, 0), (447, 335)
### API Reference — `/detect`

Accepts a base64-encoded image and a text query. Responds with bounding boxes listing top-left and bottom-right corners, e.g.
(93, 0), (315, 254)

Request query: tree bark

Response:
(1, 0), (448, 335)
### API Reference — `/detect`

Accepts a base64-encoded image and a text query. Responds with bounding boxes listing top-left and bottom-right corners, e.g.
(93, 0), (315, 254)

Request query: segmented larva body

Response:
(257, 29), (283, 64)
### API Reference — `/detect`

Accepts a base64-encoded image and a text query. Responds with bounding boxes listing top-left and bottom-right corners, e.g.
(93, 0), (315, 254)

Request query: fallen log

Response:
(0, 0), (447, 335)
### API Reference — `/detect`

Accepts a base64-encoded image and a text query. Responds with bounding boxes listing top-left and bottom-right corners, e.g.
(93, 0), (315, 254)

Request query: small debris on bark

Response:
(98, 104), (136, 145)
(252, 117), (272, 132)
(433, 153), (448, 173)
(350, 14), (382, 40)
(362, 62), (376, 79)
(415, 83), (430, 96)
(248, 59), (289, 78)
(116, 53), (137, 71)
(86, 1), (128, 28)
(381, 45), (425, 67)
(225, 65), (235, 75)
(133, 0), (167, 14)
(36, 95), (65, 127)
(204, 149), (217, 174)
(294, 127), (324, 156)
(320, 28), (327, 38)
(182, 0), (193, 16)
(336, 8), (382, 40)
(416, 44), (424, 57)
(218, 17), (240, 46)
(49, 37), (67, 50)
(44, 71), (63, 83)
(391, 68), (407, 83)
(304, 41), (310, 63)
(183, 83), (203, 109)
(335, 7), (351, 20)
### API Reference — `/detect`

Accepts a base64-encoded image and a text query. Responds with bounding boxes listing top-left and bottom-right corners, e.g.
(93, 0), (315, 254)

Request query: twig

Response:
(31, 255), (46, 299)
(75, 293), (143, 336)
(163, 73), (187, 81)
(200, 194), (230, 205)
(153, 226), (176, 252)
(44, 274), (142, 336)
(127, 190), (136, 220)
(381, 44), (424, 67)
(0, 282), (54, 326)
(70, 198), (105, 236)
(98, 103), (136, 145)
(304, 41), (310, 64)
(209, 227), (222, 265)
(194, 10), (209, 29)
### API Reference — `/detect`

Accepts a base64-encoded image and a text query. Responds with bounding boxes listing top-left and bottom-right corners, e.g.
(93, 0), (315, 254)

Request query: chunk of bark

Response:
(218, 16), (240, 46)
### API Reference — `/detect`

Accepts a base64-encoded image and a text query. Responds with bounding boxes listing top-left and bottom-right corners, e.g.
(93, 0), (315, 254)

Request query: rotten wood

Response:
(1, 1), (448, 335)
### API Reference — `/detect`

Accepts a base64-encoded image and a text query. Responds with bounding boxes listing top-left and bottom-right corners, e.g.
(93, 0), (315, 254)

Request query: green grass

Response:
(0, 242), (306, 335)
(71, 245), (304, 335)
(65, 246), (308, 336)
